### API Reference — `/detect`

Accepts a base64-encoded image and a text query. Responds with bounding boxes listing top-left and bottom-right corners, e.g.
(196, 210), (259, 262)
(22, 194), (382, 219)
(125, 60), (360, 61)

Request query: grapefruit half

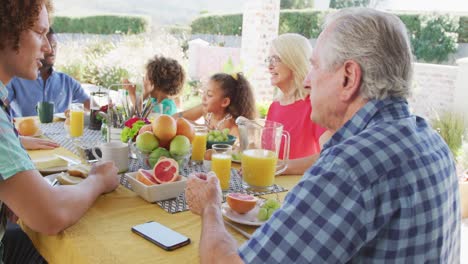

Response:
(152, 157), (179, 184)
(136, 169), (158, 186)
(226, 193), (258, 214)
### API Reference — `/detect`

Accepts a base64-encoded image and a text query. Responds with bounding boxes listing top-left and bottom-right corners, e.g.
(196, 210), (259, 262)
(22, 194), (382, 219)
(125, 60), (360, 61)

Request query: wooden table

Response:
(22, 143), (301, 263)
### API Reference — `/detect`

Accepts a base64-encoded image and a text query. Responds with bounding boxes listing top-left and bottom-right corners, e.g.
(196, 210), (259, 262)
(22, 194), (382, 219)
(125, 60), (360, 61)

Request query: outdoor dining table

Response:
(19, 118), (468, 263)
(19, 118), (302, 263)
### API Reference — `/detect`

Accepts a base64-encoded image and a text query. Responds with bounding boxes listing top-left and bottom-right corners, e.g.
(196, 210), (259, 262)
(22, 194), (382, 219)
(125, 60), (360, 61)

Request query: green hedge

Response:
(53, 15), (150, 34)
(460, 16), (468, 43)
(191, 14), (243, 35)
(191, 10), (467, 43)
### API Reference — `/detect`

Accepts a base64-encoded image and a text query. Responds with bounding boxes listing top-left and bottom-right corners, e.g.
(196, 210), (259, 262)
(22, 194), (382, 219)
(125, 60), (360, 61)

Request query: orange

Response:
(138, 124), (153, 135)
(152, 115), (176, 142)
(17, 118), (39, 136)
(176, 118), (195, 142)
(226, 193), (258, 214)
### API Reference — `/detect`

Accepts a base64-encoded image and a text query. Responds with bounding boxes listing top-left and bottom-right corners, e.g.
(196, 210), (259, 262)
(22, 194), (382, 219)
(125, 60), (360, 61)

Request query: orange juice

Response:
(191, 132), (207, 161)
(70, 110), (84, 137)
(242, 149), (277, 188)
(212, 153), (231, 190)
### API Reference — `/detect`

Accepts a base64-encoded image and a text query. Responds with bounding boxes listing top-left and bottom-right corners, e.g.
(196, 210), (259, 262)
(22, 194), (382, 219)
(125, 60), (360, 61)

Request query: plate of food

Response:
(44, 164), (90, 185)
(231, 151), (241, 163)
(54, 112), (67, 120)
(221, 193), (282, 226)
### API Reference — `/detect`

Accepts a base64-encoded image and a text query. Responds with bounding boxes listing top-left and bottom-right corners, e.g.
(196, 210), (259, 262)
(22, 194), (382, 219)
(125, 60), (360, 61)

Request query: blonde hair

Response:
(271, 33), (312, 102)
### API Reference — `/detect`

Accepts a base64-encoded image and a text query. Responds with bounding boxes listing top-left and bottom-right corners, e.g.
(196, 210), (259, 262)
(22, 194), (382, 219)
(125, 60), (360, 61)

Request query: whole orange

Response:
(176, 117), (195, 142)
(17, 118), (39, 136)
(152, 115), (176, 142)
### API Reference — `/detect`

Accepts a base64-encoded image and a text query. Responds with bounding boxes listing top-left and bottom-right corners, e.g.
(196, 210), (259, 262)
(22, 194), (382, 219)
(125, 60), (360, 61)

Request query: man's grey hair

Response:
(322, 8), (413, 100)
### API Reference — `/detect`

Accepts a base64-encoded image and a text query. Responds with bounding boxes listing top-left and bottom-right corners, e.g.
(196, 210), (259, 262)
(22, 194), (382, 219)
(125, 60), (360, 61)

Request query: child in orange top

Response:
(175, 72), (256, 138)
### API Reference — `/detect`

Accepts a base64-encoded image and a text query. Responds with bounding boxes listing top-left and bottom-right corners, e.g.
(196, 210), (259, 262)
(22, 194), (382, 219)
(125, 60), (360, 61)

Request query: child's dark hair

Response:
(210, 72), (257, 119)
(146, 55), (185, 96)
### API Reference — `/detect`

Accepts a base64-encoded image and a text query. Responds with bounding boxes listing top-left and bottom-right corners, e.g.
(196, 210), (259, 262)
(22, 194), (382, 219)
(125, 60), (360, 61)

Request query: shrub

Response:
(191, 14), (243, 35)
(53, 15), (150, 34)
(256, 102), (271, 118)
(413, 14), (459, 63)
(55, 31), (186, 91)
(191, 10), (464, 63)
(431, 111), (466, 158)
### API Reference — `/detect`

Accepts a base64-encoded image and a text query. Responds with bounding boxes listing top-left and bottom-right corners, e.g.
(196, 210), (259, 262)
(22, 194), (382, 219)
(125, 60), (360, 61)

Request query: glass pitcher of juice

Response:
(236, 117), (290, 191)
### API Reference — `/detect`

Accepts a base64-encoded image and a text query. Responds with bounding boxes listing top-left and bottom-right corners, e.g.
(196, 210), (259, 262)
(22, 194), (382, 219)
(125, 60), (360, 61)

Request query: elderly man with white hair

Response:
(185, 8), (460, 263)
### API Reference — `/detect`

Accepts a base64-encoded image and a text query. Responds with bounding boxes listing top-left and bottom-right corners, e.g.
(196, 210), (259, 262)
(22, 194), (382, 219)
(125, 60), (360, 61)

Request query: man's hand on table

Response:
(185, 172), (222, 215)
(20, 136), (59, 150)
(88, 161), (120, 193)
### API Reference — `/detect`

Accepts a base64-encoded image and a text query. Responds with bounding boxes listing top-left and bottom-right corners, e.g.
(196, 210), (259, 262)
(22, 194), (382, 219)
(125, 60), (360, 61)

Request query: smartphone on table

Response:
(131, 221), (190, 251)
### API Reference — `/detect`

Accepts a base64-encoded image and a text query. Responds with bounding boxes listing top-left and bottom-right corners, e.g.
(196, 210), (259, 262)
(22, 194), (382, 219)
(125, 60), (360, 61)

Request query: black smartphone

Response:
(131, 221), (190, 251)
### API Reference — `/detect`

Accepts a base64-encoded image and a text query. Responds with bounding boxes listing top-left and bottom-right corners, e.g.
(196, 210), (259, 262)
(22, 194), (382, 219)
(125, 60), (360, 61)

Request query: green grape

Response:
(208, 135), (215, 141)
(213, 130), (221, 137)
(215, 136), (224, 142)
(263, 199), (281, 210)
(222, 135), (228, 141)
(222, 128), (230, 135)
(257, 208), (268, 221)
(266, 208), (275, 219)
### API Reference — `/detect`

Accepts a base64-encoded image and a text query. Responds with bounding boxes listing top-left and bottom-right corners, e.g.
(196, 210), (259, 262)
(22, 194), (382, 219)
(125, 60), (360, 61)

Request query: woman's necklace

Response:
(205, 112), (232, 130)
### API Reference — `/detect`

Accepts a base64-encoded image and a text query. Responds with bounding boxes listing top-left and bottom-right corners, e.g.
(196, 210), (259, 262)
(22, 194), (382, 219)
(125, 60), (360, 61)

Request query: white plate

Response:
(54, 113), (67, 119)
(221, 202), (265, 226)
(44, 172), (67, 185)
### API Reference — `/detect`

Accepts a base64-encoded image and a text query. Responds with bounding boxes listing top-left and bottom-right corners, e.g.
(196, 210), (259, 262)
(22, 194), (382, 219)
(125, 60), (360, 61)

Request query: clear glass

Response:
(191, 125), (208, 164)
(69, 103), (84, 138)
(211, 144), (232, 191)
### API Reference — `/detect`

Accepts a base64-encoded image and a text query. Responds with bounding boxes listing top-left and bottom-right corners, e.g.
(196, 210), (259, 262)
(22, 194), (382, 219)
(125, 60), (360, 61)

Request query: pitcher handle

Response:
(276, 130), (290, 175)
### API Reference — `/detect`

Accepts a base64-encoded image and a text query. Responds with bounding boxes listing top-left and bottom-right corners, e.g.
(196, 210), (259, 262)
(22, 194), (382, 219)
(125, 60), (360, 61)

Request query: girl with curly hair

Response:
(176, 72), (257, 138)
(124, 55), (185, 115)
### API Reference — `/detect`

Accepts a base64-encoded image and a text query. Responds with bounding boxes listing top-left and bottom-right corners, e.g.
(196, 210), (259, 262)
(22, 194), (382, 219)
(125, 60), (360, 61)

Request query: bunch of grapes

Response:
(257, 199), (281, 221)
(207, 128), (230, 142)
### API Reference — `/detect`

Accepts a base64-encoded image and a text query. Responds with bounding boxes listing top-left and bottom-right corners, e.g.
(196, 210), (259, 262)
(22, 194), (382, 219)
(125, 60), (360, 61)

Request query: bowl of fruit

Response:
(206, 128), (236, 149)
(125, 157), (187, 202)
(132, 115), (194, 170)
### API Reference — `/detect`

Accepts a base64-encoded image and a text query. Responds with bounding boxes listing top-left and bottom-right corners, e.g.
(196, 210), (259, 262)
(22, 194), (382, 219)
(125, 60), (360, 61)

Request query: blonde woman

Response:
(266, 34), (328, 163)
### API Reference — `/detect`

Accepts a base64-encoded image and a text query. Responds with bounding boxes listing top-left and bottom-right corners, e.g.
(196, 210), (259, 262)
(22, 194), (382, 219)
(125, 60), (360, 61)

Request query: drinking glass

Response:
(191, 126), (208, 164)
(69, 103), (84, 138)
(211, 144), (232, 192)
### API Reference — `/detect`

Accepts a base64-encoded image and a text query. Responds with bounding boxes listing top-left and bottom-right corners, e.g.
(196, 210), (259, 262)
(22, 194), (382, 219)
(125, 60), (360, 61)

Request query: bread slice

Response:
(33, 156), (68, 170)
(67, 164), (91, 178)
(56, 173), (83, 185)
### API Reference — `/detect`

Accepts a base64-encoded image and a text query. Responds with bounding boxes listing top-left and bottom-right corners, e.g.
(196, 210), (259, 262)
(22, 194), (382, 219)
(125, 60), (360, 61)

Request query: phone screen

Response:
(132, 221), (190, 250)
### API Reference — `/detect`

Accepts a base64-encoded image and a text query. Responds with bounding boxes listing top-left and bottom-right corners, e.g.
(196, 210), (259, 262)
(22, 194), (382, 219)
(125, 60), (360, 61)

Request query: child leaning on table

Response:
(124, 55), (185, 115)
(174, 72), (257, 138)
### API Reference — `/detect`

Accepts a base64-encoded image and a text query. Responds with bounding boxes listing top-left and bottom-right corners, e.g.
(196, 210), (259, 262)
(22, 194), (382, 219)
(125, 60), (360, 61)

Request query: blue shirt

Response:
(6, 69), (90, 117)
(0, 81), (36, 261)
(239, 98), (460, 263)
(151, 98), (177, 115)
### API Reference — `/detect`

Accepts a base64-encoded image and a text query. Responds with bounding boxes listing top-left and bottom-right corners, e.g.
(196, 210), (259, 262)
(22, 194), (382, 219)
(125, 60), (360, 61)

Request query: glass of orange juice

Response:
(191, 126), (208, 164)
(211, 144), (232, 191)
(69, 103), (84, 138)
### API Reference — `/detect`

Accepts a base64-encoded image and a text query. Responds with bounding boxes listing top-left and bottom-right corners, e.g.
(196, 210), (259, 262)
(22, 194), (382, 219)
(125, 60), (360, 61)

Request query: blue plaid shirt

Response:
(239, 98), (460, 263)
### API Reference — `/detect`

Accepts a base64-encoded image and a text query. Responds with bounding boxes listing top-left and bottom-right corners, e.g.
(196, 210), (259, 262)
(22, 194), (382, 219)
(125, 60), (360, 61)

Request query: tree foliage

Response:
(280, 0), (314, 9)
